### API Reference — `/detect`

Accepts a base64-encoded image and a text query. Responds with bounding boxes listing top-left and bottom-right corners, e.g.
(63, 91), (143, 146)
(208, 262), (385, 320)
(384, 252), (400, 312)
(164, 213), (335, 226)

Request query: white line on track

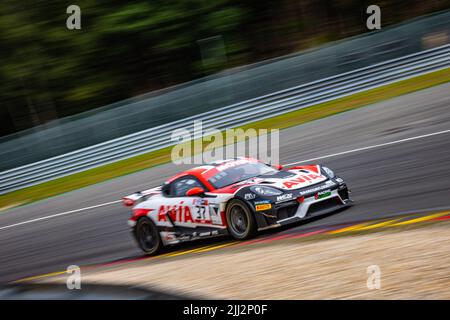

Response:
(0, 200), (121, 231)
(1, 128), (450, 231)
(283, 129), (450, 166)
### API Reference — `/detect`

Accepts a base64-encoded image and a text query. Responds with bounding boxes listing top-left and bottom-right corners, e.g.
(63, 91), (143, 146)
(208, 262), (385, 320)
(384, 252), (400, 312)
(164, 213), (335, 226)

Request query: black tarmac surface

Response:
(1, 83), (449, 283)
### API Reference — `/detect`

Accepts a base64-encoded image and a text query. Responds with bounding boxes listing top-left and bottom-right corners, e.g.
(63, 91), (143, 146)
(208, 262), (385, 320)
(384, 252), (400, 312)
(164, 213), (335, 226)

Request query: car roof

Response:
(165, 158), (257, 184)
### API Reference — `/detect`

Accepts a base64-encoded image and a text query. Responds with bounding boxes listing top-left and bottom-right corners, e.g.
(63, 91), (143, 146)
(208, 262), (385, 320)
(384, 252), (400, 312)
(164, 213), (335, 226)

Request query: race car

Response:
(122, 157), (352, 255)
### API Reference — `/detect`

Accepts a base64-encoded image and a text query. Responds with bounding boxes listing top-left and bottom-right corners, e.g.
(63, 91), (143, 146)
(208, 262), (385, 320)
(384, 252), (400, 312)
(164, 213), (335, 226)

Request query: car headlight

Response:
(250, 186), (283, 196)
(322, 166), (335, 178)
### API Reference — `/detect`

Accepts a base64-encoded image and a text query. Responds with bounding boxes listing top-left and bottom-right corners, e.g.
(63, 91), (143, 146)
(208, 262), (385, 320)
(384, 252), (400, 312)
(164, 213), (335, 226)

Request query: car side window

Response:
(171, 177), (203, 197)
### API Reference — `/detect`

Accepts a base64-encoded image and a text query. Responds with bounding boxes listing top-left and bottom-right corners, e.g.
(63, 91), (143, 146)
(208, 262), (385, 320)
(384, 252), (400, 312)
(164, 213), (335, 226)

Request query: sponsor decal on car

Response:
(193, 199), (209, 206)
(244, 193), (256, 200)
(216, 159), (252, 172)
(298, 180), (336, 196)
(254, 200), (270, 204)
(315, 190), (332, 200)
(157, 204), (195, 223)
(254, 199), (272, 211)
(157, 203), (212, 224)
(282, 174), (324, 188)
(276, 193), (293, 202)
(255, 203), (272, 211)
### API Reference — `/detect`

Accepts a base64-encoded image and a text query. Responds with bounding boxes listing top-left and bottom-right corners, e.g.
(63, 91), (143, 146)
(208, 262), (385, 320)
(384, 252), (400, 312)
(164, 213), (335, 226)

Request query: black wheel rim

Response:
(138, 221), (158, 252)
(230, 205), (248, 236)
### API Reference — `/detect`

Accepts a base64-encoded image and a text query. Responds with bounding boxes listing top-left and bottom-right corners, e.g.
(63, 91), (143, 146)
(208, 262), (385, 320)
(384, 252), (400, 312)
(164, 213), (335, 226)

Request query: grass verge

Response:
(1, 68), (449, 209)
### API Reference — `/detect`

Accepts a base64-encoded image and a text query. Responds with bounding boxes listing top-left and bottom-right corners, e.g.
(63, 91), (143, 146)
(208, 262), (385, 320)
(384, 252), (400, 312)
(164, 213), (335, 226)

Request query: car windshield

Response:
(208, 162), (278, 189)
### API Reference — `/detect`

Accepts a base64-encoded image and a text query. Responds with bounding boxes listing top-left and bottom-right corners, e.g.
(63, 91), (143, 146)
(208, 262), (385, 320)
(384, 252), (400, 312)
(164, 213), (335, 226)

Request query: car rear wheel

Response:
(135, 217), (163, 255)
(226, 199), (257, 240)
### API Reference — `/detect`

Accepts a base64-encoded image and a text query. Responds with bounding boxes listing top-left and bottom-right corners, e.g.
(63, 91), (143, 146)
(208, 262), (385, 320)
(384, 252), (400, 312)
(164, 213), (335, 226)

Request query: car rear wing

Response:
(121, 186), (162, 207)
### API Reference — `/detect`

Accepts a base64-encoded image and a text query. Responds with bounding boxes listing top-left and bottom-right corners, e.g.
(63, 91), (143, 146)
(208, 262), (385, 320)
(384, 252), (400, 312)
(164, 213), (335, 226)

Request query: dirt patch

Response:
(41, 222), (450, 299)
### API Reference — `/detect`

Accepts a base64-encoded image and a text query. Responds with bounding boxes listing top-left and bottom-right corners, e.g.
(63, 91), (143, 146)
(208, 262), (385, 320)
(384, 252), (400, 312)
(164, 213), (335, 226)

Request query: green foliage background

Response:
(0, 0), (448, 136)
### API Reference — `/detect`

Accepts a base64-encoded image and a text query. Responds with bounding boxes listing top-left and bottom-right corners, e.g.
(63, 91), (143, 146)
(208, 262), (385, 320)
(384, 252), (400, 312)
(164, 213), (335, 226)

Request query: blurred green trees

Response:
(0, 0), (448, 136)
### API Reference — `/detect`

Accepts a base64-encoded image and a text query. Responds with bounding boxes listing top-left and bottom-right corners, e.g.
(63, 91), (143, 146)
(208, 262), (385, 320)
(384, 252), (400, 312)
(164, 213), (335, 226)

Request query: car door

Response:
(168, 176), (213, 227)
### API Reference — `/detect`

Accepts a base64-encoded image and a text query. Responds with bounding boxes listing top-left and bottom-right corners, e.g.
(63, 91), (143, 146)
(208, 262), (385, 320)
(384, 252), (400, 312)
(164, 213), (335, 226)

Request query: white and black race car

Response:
(122, 157), (352, 255)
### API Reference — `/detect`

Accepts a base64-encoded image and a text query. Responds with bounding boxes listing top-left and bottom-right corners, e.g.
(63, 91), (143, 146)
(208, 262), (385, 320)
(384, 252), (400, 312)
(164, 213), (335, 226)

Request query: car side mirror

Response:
(274, 164), (283, 170)
(186, 187), (205, 197)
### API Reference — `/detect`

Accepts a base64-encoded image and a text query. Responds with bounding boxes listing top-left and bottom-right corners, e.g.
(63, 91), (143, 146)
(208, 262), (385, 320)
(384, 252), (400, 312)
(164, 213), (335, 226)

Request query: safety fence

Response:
(1, 44), (448, 194)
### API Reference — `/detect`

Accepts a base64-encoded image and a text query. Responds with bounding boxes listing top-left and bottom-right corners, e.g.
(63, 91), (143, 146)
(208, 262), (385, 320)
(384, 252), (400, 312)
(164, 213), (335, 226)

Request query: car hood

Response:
(257, 169), (327, 190)
(216, 168), (328, 193)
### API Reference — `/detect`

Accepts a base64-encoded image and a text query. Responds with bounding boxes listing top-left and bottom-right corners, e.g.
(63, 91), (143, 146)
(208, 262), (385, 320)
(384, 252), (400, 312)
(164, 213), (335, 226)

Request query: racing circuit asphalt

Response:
(0, 83), (449, 283)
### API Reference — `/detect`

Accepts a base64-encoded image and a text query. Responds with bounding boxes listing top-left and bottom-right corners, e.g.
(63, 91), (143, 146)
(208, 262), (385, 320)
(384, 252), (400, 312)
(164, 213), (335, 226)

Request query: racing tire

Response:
(226, 199), (257, 240)
(135, 217), (163, 255)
